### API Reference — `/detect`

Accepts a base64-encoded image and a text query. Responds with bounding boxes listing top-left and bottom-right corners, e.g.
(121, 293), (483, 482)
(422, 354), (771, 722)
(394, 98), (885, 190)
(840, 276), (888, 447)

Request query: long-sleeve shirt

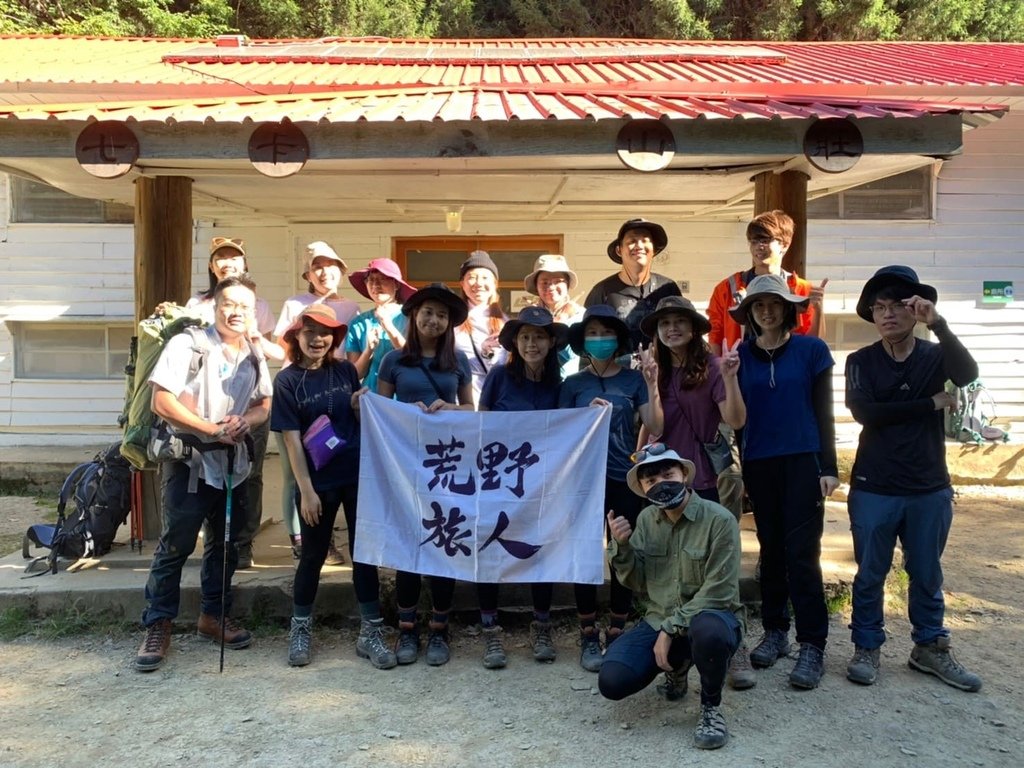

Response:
(607, 494), (743, 636)
(846, 318), (978, 495)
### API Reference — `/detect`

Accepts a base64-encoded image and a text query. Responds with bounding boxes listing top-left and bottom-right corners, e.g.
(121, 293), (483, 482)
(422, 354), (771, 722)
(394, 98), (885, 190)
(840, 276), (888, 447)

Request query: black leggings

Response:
(575, 477), (644, 617)
(294, 484), (379, 608)
(477, 582), (554, 615)
(395, 571), (455, 614)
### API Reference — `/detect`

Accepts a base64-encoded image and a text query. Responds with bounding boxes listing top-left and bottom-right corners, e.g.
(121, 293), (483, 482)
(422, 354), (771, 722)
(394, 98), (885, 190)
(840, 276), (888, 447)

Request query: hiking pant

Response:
(238, 419), (269, 549)
(142, 460), (246, 625)
(715, 422), (744, 521)
(575, 477), (644, 617)
(744, 452), (828, 650)
(848, 487), (953, 649)
(477, 582), (554, 618)
(294, 483), (379, 608)
(273, 431), (301, 537)
(599, 612), (741, 706)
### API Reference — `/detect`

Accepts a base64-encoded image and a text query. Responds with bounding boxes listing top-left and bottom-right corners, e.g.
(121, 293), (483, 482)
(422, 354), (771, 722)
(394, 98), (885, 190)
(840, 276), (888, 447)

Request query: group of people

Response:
(133, 213), (983, 751)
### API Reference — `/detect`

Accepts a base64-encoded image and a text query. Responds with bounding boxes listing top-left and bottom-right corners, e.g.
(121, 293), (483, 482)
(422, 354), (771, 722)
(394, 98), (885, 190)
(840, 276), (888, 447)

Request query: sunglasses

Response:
(211, 236), (244, 249)
(630, 442), (669, 465)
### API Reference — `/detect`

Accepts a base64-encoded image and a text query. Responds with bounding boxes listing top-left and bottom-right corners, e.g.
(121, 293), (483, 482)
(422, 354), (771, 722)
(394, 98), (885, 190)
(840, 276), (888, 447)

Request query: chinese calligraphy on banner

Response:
(355, 394), (611, 585)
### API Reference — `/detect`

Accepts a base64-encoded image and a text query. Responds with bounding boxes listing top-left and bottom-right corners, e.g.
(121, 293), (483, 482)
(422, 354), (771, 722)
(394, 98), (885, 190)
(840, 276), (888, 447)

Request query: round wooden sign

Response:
(248, 121), (309, 178)
(616, 120), (676, 173)
(803, 119), (863, 173)
(75, 122), (139, 179)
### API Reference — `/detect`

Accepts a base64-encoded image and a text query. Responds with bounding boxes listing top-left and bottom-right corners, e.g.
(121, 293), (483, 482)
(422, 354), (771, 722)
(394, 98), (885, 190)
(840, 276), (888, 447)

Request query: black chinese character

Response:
(476, 441), (509, 491)
(420, 501), (471, 557)
(423, 436), (476, 495)
(503, 441), (540, 498)
(479, 510), (541, 559)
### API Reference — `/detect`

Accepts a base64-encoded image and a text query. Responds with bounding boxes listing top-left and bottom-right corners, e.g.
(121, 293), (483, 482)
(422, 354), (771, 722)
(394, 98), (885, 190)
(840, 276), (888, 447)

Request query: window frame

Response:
(12, 320), (134, 381)
(8, 176), (134, 225)
(807, 166), (935, 221)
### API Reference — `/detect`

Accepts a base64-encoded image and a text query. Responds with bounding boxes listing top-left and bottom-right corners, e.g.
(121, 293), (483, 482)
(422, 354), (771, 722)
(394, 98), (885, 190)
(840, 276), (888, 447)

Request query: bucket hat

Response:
(498, 306), (569, 351)
(567, 304), (631, 355)
(281, 303), (348, 348)
(728, 273), (809, 326)
(402, 282), (469, 326)
(209, 236), (245, 259)
(348, 258), (416, 303)
(856, 265), (938, 322)
(606, 218), (668, 264)
(626, 443), (696, 498)
(523, 254), (579, 295)
(640, 295), (711, 339)
(302, 241), (347, 280)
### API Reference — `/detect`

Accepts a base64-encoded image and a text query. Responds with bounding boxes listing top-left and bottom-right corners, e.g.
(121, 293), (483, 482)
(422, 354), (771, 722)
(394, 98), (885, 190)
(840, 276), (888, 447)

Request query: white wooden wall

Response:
(1, 111), (1022, 441)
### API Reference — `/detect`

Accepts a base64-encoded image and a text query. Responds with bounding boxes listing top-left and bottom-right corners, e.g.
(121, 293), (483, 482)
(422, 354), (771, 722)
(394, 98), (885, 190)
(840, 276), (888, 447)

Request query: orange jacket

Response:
(707, 269), (815, 350)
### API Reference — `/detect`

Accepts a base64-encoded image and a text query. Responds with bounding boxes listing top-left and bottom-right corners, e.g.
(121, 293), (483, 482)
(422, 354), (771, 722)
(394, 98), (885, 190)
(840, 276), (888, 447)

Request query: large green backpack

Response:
(118, 305), (208, 470)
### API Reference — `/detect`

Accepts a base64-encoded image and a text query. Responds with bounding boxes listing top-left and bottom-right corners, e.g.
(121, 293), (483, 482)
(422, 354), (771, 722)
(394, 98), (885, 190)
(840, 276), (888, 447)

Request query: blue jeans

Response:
(848, 487), (953, 648)
(142, 461), (246, 626)
(599, 612), (741, 706)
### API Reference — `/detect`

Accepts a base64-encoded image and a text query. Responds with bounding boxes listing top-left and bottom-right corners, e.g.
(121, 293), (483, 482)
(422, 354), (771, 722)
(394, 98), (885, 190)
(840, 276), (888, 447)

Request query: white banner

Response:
(355, 394), (611, 584)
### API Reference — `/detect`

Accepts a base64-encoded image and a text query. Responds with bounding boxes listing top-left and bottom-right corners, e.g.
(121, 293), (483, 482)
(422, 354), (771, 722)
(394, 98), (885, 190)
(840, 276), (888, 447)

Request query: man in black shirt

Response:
(585, 217), (681, 355)
(844, 265), (981, 691)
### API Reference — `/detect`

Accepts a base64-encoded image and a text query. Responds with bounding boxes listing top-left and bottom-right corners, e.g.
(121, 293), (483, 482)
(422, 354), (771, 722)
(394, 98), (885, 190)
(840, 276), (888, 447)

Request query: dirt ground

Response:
(0, 486), (1020, 768)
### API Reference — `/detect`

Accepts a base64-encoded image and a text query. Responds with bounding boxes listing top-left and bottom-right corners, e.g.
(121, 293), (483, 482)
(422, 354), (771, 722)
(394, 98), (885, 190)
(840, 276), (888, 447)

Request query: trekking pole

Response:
(220, 444), (236, 674)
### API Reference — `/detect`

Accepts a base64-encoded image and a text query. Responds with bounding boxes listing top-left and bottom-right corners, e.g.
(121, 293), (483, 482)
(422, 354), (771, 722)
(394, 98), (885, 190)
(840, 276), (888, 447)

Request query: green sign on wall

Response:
(982, 281), (1014, 303)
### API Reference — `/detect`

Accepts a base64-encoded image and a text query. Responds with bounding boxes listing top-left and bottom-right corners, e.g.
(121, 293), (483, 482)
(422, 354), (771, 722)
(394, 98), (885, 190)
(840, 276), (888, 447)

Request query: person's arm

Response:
(930, 316), (979, 386)
(845, 355), (937, 427)
(811, 366), (839, 495)
(606, 509), (646, 592)
(707, 280), (727, 356)
(806, 278), (829, 339)
(152, 385), (225, 440)
(282, 429), (322, 526)
(717, 341), (746, 429)
(347, 328), (378, 380)
(671, 514), (741, 632)
(636, 346), (663, 437)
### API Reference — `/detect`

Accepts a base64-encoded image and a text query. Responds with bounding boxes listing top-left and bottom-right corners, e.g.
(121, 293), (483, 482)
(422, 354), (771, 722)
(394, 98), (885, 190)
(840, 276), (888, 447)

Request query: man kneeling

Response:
(600, 445), (744, 750)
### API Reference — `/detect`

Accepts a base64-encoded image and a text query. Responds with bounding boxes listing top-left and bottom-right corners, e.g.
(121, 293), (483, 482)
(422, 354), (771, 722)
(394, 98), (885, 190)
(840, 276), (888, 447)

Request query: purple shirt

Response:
(659, 361), (726, 491)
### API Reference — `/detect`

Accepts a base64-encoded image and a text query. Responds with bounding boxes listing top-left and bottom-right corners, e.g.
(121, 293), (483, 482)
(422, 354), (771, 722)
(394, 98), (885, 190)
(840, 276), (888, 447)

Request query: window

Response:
(14, 323), (133, 379)
(9, 177), (134, 224)
(395, 236), (563, 315)
(807, 167), (933, 220)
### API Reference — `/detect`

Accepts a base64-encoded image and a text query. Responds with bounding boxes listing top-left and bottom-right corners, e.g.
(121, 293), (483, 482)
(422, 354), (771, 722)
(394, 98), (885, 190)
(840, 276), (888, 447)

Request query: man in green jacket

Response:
(601, 444), (744, 750)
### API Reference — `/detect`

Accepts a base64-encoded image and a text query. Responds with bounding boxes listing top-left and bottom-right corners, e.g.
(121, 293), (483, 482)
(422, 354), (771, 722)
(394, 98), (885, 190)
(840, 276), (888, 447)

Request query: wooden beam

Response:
(753, 169), (809, 277)
(133, 176), (192, 539)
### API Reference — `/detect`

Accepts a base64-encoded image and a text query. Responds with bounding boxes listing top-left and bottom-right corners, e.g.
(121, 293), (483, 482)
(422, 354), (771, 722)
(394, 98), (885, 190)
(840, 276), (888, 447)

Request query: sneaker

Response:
(480, 625), (507, 669)
(236, 543), (254, 570)
(789, 643), (825, 689)
(426, 627), (451, 666)
(135, 619), (172, 672)
(579, 627), (603, 672)
(657, 661), (692, 702)
(531, 621), (557, 663)
(395, 627), (420, 665)
(356, 618), (398, 670)
(727, 643), (757, 690)
(196, 613), (252, 649)
(909, 636), (982, 692)
(288, 617), (312, 667)
(693, 703), (728, 750)
(324, 537), (346, 566)
(749, 628), (790, 669)
(846, 646), (880, 686)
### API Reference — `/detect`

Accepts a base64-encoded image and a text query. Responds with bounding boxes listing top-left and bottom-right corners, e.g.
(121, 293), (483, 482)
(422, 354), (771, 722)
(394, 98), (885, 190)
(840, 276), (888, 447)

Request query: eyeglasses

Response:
(218, 301), (254, 314)
(870, 302), (910, 316)
(630, 442), (669, 464)
(748, 236), (776, 246)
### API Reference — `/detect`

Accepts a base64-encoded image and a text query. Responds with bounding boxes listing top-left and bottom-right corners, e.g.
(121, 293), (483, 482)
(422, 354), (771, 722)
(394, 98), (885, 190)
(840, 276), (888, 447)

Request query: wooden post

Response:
(133, 176), (193, 539)
(753, 170), (809, 277)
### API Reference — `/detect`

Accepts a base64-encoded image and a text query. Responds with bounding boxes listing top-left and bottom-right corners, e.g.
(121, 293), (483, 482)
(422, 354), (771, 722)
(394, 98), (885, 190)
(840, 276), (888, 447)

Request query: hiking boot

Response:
(236, 543), (254, 570)
(579, 627), (603, 672)
(657, 661), (692, 701)
(196, 613), (253, 649)
(395, 626), (420, 665)
(356, 619), (398, 670)
(531, 621), (557, 663)
(789, 643), (825, 689)
(135, 619), (172, 672)
(727, 643), (757, 690)
(847, 646), (880, 686)
(324, 537), (345, 566)
(426, 627), (451, 666)
(909, 636), (982, 692)
(693, 703), (728, 750)
(749, 628), (790, 668)
(481, 625), (507, 669)
(288, 617), (312, 667)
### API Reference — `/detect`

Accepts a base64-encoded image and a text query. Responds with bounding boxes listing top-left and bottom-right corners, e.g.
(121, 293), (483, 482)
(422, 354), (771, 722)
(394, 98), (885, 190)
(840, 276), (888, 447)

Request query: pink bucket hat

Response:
(348, 258), (416, 303)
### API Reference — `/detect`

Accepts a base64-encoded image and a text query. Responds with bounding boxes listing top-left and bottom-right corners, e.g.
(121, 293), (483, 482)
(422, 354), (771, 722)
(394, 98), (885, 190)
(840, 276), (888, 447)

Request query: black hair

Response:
(872, 284), (915, 305)
(583, 317), (631, 357)
(399, 302), (459, 373)
(654, 319), (711, 392)
(213, 274), (258, 302)
(744, 300), (799, 338)
(636, 459), (683, 483)
(201, 250), (250, 301)
(283, 317), (344, 367)
(506, 328), (562, 387)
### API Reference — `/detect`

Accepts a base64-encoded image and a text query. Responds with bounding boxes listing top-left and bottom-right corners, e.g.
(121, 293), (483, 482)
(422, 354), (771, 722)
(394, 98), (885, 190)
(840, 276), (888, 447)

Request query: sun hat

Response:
(606, 218), (668, 263)
(728, 273), (810, 325)
(209, 236), (245, 258)
(281, 303), (347, 347)
(855, 265), (938, 323)
(402, 282), (469, 326)
(348, 258), (416, 303)
(626, 443), (696, 498)
(640, 295), (712, 340)
(460, 250), (500, 281)
(523, 254), (579, 295)
(497, 306), (569, 352)
(567, 304), (631, 355)
(302, 241), (347, 280)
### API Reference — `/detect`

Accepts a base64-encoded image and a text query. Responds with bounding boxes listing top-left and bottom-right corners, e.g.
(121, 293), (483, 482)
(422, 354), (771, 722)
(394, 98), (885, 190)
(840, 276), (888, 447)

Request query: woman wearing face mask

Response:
(454, 250), (508, 404)
(272, 241), (360, 565)
(475, 306), (569, 669)
(378, 283), (474, 667)
(523, 254), (586, 378)
(729, 273), (839, 691)
(345, 258), (416, 393)
(558, 304), (663, 671)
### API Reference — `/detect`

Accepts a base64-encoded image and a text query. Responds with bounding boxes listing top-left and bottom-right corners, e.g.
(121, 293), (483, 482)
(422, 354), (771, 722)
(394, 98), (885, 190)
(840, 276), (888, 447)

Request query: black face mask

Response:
(645, 481), (688, 509)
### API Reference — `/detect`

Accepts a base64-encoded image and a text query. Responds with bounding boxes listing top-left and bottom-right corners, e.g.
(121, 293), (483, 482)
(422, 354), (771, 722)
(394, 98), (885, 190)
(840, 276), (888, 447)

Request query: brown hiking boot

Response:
(135, 619), (172, 672)
(197, 613), (253, 649)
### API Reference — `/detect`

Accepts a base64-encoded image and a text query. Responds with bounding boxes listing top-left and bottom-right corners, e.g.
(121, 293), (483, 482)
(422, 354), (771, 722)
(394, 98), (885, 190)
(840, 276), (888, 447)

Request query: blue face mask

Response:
(584, 336), (618, 360)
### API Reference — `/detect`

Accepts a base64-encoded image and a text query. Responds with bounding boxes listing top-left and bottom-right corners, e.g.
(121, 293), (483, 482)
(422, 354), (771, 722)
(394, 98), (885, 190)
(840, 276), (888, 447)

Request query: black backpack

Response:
(23, 443), (133, 575)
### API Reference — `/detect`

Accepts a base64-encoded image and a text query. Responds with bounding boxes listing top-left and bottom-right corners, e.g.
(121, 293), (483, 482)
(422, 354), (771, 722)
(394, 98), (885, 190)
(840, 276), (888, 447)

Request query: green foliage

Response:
(0, 602), (133, 640)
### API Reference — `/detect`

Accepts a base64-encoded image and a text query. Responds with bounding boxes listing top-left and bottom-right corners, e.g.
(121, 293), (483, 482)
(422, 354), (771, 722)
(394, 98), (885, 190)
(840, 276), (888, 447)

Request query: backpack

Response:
(22, 442), (132, 574)
(944, 379), (1010, 444)
(119, 304), (208, 470)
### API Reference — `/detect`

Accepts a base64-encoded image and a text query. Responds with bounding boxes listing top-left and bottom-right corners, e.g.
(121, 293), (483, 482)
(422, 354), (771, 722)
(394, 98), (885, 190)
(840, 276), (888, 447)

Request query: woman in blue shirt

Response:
(558, 304), (662, 671)
(475, 306), (568, 668)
